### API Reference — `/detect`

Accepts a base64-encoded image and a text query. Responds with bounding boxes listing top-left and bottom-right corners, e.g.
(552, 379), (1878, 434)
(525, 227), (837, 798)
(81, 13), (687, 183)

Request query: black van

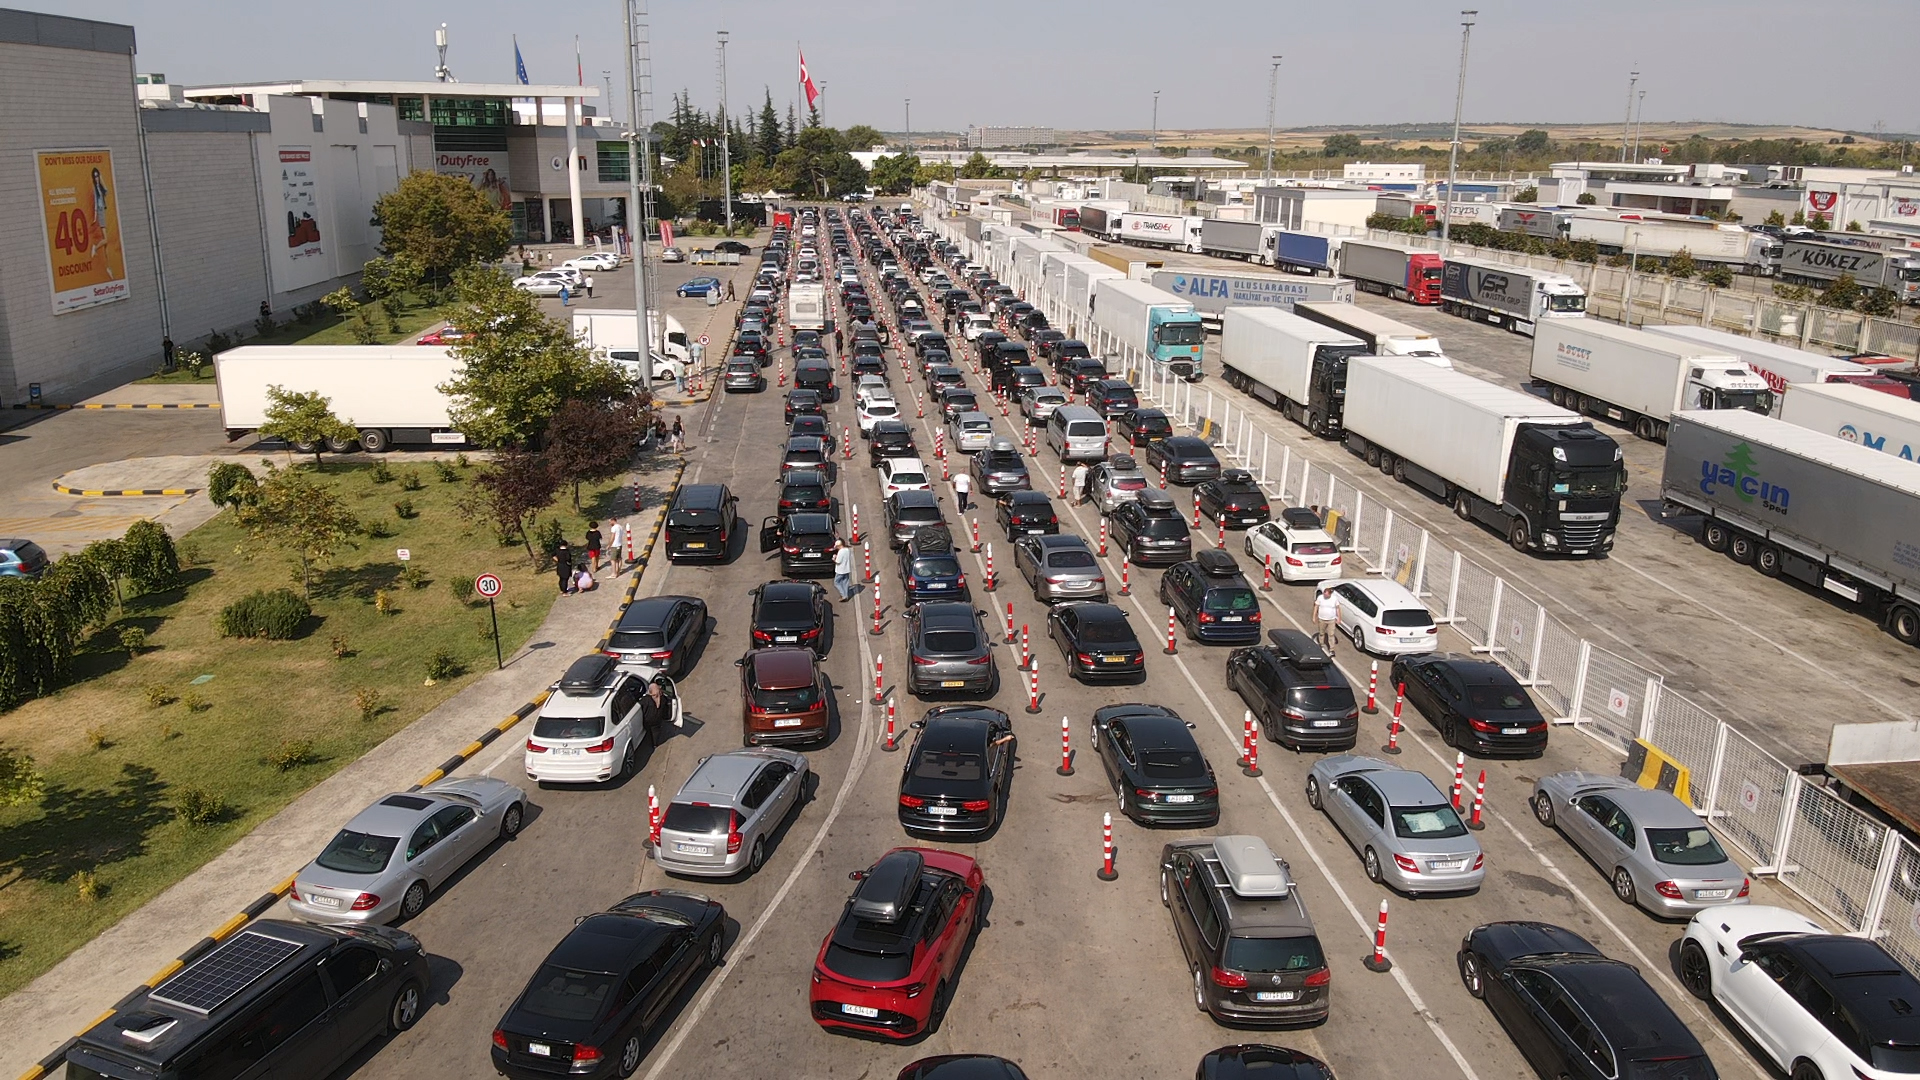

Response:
(665, 483), (739, 563)
(793, 357), (836, 400)
(64, 920), (429, 1080)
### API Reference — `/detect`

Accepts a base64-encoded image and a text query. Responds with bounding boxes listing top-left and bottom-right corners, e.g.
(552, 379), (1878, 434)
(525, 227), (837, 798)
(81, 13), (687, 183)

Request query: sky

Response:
(54, 0), (1917, 137)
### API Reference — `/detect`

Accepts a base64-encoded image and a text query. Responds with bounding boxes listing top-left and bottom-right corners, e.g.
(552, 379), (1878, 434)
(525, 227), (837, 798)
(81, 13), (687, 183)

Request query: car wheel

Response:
(1363, 847), (1383, 884)
(1305, 776), (1323, 810)
(1790, 1063), (1824, 1080)
(1532, 791), (1556, 826)
(615, 1034), (644, 1079)
(1440, 716), (1457, 748)
(749, 837), (767, 873)
(399, 881), (428, 921)
(1192, 968), (1210, 1013)
(387, 980), (423, 1032)
(500, 802), (525, 839)
(707, 930), (725, 968)
(930, 980), (955, 1032)
(1348, 622), (1366, 653)
(1458, 952), (1485, 999)
(620, 742), (638, 779)
(1678, 940), (1713, 1000)
(1612, 867), (1638, 906)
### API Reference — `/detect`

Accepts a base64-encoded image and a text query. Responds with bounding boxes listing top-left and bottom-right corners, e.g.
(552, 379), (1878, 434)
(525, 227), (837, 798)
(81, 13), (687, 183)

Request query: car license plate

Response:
(773, 718), (803, 728)
(927, 582), (949, 589)
(776, 635), (798, 644)
(674, 843), (712, 855)
(528, 1043), (552, 1056)
(1252, 991), (1296, 1003)
(841, 1003), (880, 1018)
(940, 680), (966, 688)
(309, 894), (341, 908)
(1502, 727), (1529, 735)
(1026, 527), (1045, 534)
(687, 542), (707, 549)
(1430, 860), (1465, 871)
(1400, 635), (1422, 643)
(555, 747), (583, 756)
(1220, 616), (1243, 622)
(1697, 888), (1732, 899)
(1166, 794), (1195, 804)
(928, 806), (958, 817)
(1101, 655), (1126, 664)
(1313, 720), (1341, 728)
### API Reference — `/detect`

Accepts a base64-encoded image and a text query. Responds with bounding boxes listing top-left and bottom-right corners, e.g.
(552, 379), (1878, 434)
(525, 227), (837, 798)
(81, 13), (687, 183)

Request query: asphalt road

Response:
(326, 211), (1807, 1080)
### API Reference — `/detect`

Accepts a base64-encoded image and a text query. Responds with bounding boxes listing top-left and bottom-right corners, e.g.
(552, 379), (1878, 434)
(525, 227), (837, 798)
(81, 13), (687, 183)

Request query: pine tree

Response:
(756, 88), (782, 166)
(784, 103), (798, 149)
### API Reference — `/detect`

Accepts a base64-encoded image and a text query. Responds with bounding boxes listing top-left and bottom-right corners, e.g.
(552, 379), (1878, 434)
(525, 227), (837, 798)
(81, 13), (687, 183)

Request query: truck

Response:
(1439, 257), (1587, 336)
(1779, 237), (1920, 303)
(1089, 277), (1207, 381)
(1116, 213), (1205, 254)
(1291, 301), (1447, 363)
(1065, 258), (1125, 329)
(1660, 410), (1920, 647)
(1499, 207), (1575, 240)
(1778, 381), (1920, 462)
(1375, 194), (1438, 228)
(1050, 205), (1081, 230)
(1565, 215), (1776, 274)
(1529, 320), (1774, 442)
(1642, 324), (1880, 405)
(1149, 269), (1355, 328)
(1336, 240), (1443, 305)
(1343, 357), (1626, 556)
(1273, 230), (1345, 276)
(1200, 218), (1281, 264)
(1219, 308), (1368, 437)
(571, 310), (695, 381)
(1076, 201), (1128, 239)
(216, 345), (468, 452)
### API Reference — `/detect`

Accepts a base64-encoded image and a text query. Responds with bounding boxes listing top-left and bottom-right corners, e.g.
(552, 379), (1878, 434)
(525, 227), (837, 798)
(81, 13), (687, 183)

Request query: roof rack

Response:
(851, 850), (925, 923)
(558, 654), (620, 696)
(1195, 549), (1241, 576)
(1267, 629), (1331, 669)
(1280, 507), (1325, 531)
(1212, 836), (1292, 899)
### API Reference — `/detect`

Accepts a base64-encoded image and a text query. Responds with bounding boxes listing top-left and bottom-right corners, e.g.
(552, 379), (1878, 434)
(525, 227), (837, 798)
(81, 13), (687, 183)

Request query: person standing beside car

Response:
(1313, 586), (1341, 654)
(833, 539), (856, 601)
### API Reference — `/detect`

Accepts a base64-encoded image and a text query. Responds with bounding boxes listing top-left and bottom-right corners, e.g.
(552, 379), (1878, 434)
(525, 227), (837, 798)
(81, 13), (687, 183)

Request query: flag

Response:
(798, 48), (820, 110)
(514, 36), (529, 85)
(575, 36), (583, 86)
(660, 221), (675, 249)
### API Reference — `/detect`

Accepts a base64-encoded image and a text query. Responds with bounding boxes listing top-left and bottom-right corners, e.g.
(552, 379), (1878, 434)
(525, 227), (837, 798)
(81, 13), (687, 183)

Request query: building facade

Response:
(968, 126), (1058, 149)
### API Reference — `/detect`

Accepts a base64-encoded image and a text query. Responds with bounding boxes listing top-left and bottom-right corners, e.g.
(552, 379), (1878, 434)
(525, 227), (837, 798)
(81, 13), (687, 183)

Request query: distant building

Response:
(968, 126), (1057, 149)
(1343, 162), (1424, 183)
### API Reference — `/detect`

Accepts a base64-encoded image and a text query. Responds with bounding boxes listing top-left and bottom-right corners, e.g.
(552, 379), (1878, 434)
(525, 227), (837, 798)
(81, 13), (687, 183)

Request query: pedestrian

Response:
(259, 299), (272, 321)
(609, 519), (626, 572)
(559, 284), (571, 307)
(726, 279), (737, 301)
(585, 520), (604, 570)
(834, 325), (844, 355)
(583, 274), (595, 298)
(573, 563), (596, 592)
(1313, 586), (1341, 654)
(954, 470), (972, 513)
(671, 416), (685, 453)
(1071, 463), (1090, 506)
(554, 540), (574, 594)
(638, 677), (674, 740)
(161, 336), (176, 371)
(833, 539), (856, 601)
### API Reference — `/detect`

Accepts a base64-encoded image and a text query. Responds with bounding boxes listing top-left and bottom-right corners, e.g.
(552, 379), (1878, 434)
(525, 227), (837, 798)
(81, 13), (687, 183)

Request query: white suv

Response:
(525, 654), (681, 785)
(878, 456), (933, 497)
(1315, 578), (1437, 656)
(1246, 508), (1343, 583)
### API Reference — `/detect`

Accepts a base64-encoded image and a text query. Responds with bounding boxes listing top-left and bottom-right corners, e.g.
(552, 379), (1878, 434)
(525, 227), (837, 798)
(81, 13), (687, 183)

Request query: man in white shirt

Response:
(833, 540), (856, 601)
(1313, 586), (1341, 654)
(1071, 463), (1090, 506)
(953, 470), (973, 512)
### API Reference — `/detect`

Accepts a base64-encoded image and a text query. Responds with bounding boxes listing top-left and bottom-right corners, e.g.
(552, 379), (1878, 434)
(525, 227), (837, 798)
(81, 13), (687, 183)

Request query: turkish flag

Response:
(799, 48), (820, 110)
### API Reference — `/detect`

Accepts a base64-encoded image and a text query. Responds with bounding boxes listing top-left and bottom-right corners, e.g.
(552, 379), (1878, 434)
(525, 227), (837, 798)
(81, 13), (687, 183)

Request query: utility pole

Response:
(1619, 67), (1639, 162)
(434, 23), (453, 82)
(624, 0), (657, 382)
(905, 98), (912, 152)
(717, 31), (732, 234)
(1631, 89), (1646, 162)
(1263, 56), (1282, 180)
(1440, 10), (1477, 259)
(1150, 90), (1161, 156)
(602, 71), (615, 124)
(1623, 230), (1641, 325)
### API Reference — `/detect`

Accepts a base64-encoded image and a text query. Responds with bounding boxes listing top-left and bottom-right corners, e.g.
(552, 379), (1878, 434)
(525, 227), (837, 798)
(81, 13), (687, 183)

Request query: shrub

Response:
(393, 498), (418, 520)
(267, 738), (317, 772)
(534, 517), (566, 569)
(181, 691), (210, 713)
(207, 462), (258, 508)
(400, 469), (424, 492)
(329, 634), (353, 659)
(450, 574), (476, 604)
(122, 520), (180, 594)
(119, 625), (148, 653)
(364, 518), (395, 539)
(85, 726), (111, 750)
(1701, 265), (1735, 288)
(215, 588), (311, 639)
(144, 684), (175, 709)
(178, 539), (204, 567)
(354, 687), (383, 721)
(455, 453), (471, 469)
(72, 871), (102, 903)
(424, 650), (463, 682)
(205, 329), (234, 353)
(371, 460), (395, 484)
(174, 786), (229, 827)
(476, 618), (496, 642)
(434, 460), (460, 483)
(399, 565), (428, 590)
(373, 589), (396, 616)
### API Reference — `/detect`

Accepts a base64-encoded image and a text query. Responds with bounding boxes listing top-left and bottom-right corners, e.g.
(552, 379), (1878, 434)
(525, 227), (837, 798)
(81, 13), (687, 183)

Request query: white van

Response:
(1047, 404), (1109, 462)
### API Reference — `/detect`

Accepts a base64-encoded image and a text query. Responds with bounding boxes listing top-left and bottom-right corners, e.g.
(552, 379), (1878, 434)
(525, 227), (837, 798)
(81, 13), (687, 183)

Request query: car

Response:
(1110, 490), (1193, 567)
(1115, 407), (1175, 449)
(1196, 470), (1271, 529)
(715, 239), (752, 255)
(655, 749), (809, 877)
(904, 602), (997, 698)
(809, 848), (986, 1039)
(1162, 551), (1262, 645)
(914, 332), (952, 358)
(859, 395), (902, 436)
(990, 364), (1047, 400)
(1161, 835), (1330, 1026)
(1014, 533), (1107, 604)
(939, 386), (980, 423)
(491, 891), (725, 1079)
(525, 654), (682, 784)
(879, 457), (934, 499)
(1227, 630), (1359, 750)
(996, 490), (1059, 540)
(1195, 1046), (1336, 1080)
(675, 276), (722, 298)
(1048, 338), (1093, 375)
(737, 647), (831, 746)
(1087, 454), (1150, 515)
(854, 351), (889, 379)
(734, 330), (771, 363)
(1092, 704), (1218, 825)
(1049, 602), (1146, 683)
(1530, 772), (1750, 916)
(949, 410), (995, 454)
(1456, 922), (1718, 1080)
(603, 594), (709, 677)
(1391, 653), (1548, 756)
(1305, 755), (1485, 894)
(1316, 578), (1436, 656)
(1063, 356), (1110, 394)
(987, 342), (1032, 377)
(1020, 385), (1069, 422)
(969, 439), (1031, 496)
(1086, 379), (1139, 418)
(777, 470), (838, 520)
(897, 706), (1016, 836)
(886, 490), (948, 550)
(896, 1057), (1031, 1080)
(665, 483), (739, 563)
(563, 252), (620, 271)
(749, 579), (832, 653)
(869, 420), (918, 464)
(789, 414), (837, 453)
(512, 272), (569, 296)
(760, 511), (839, 577)
(65, 919), (430, 1080)
(415, 325), (469, 346)
(660, 245), (686, 262)
(899, 527), (970, 603)
(1029, 328), (1067, 360)
(723, 356), (765, 392)
(1244, 508), (1341, 584)
(0, 538), (49, 579)
(794, 358), (836, 400)
(784, 388), (825, 424)
(289, 777), (526, 924)
(780, 437), (836, 484)
(1679, 905), (1920, 1080)
(972, 330), (1008, 366)
(1148, 435), (1223, 485)
(962, 313), (994, 340)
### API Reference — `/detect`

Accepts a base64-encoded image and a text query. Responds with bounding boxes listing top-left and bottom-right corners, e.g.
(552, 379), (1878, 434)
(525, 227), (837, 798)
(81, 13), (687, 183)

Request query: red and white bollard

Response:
(1216, 517), (1226, 550)
(1163, 606), (1178, 655)
(632, 482), (643, 513)
(870, 583), (884, 636)
(872, 655), (886, 705)
(1468, 770), (1488, 830)
(1004, 602), (1016, 644)
(1057, 469), (1067, 499)
(1238, 711), (1256, 766)
(916, 392), (925, 418)
(1098, 519), (1108, 556)
(647, 785), (661, 849)
(1057, 715), (1074, 776)
(984, 543), (997, 592)
(625, 524), (636, 566)
(1383, 683), (1405, 754)
(934, 429), (945, 459)
(1363, 899), (1392, 972)
(970, 518), (981, 553)
(1159, 466), (1168, 490)
(1451, 752), (1467, 810)
(1020, 625), (1032, 671)
(1192, 498), (1202, 528)
(850, 504), (861, 544)
(1362, 660), (1380, 714)
(883, 698), (898, 752)
(941, 455), (951, 482)
(1024, 666), (1041, 714)
(843, 427), (853, 459)
(863, 540), (873, 583)
(1119, 557), (1132, 596)
(1097, 811), (1118, 882)
(777, 361), (786, 387)
(1261, 553), (1273, 592)
(1242, 720), (1262, 778)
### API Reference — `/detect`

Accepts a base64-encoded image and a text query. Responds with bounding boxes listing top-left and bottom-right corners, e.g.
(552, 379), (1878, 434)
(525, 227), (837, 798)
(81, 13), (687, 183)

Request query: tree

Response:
(869, 153), (920, 195)
(1818, 272), (1862, 311)
(1790, 210), (1808, 226)
(914, 161), (956, 185)
(1765, 210), (1787, 228)
(235, 465), (360, 597)
(359, 253), (423, 305)
(1859, 287), (1900, 318)
(440, 268), (632, 448)
(1515, 129), (1552, 156)
(1701, 265), (1735, 288)
(784, 104), (798, 148)
(461, 447), (558, 557)
(1513, 186), (1539, 203)
(1846, 219), (1864, 232)
(0, 746), (42, 809)
(1809, 212), (1832, 231)
(1322, 133), (1363, 158)
(258, 386), (359, 467)
(756, 89), (782, 165)
(843, 124), (884, 151)
(543, 397), (648, 509)
(371, 171), (512, 283)
(1576, 192), (1598, 205)
(958, 152), (1000, 179)
(1667, 248), (1698, 280)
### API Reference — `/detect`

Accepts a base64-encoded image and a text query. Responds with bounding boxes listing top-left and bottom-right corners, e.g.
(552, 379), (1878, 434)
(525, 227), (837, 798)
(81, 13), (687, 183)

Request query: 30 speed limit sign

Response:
(475, 573), (502, 599)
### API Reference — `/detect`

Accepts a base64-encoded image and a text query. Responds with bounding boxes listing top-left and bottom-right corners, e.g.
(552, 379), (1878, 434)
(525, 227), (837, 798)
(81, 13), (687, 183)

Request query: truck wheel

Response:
(1889, 605), (1920, 648)
(1755, 544), (1784, 578)
(1453, 491), (1473, 521)
(1635, 417), (1658, 441)
(1392, 457), (1408, 484)
(1508, 518), (1531, 553)
(1379, 451), (1396, 477)
(325, 435), (357, 453)
(1548, 386), (1565, 407)
(1728, 534), (1757, 565)
(1700, 522), (1731, 553)
(291, 440), (319, 454)
(1364, 445), (1381, 468)
(357, 429), (389, 453)
(1306, 410), (1322, 435)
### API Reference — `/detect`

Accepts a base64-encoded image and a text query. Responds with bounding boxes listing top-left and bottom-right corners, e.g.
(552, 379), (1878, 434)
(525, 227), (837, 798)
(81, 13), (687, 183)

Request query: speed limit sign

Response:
(475, 573), (502, 598)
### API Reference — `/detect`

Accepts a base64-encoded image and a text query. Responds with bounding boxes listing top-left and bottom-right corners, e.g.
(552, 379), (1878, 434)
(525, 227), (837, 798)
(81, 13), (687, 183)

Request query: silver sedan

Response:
(1013, 534), (1107, 604)
(1305, 755), (1485, 896)
(1531, 771), (1749, 917)
(654, 749), (809, 877)
(289, 776), (528, 924)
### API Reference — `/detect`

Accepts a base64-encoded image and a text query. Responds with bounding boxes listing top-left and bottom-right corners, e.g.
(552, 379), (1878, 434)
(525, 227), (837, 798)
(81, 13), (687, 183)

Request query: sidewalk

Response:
(0, 479), (672, 1074)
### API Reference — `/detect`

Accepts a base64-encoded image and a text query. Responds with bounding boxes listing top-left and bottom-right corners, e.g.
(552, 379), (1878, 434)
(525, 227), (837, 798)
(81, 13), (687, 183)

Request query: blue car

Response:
(0, 539), (48, 578)
(675, 276), (722, 298)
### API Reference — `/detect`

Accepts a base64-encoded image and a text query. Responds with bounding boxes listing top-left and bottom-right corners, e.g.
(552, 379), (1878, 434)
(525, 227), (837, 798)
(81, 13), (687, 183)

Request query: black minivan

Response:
(665, 484), (739, 563)
(65, 920), (429, 1080)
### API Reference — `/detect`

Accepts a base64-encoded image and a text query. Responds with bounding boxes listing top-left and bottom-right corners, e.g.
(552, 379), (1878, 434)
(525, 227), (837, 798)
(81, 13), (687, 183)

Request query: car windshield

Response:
(1047, 550), (1097, 569)
(1288, 685), (1354, 711)
(315, 829), (399, 874)
(752, 682), (820, 712)
(1646, 827), (1729, 866)
(1379, 608), (1433, 628)
(1225, 935), (1325, 973)
(608, 628), (666, 649)
(534, 714), (605, 740)
(910, 556), (962, 578)
(913, 750), (984, 781)
(923, 630), (978, 653)
(662, 802), (732, 834)
(1466, 683), (1529, 710)
(1393, 804), (1469, 839)
(1139, 749), (1205, 779)
(892, 471), (928, 487)
(759, 599), (815, 624)
(1077, 617), (1134, 644)
(520, 965), (615, 1022)
(1203, 589), (1257, 612)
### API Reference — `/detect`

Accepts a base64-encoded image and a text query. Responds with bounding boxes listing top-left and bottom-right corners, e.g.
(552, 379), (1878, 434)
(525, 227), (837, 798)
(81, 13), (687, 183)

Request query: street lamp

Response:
(1439, 10), (1477, 259)
(623, 0), (656, 382)
(1150, 90), (1160, 156)
(1632, 89), (1647, 162)
(717, 31), (732, 234)
(1619, 67), (1639, 162)
(905, 98), (912, 152)
(1264, 56), (1282, 180)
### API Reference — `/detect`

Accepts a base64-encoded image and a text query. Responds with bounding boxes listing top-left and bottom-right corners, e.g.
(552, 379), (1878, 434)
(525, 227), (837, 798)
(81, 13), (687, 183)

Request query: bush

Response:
(174, 786), (230, 827)
(434, 460), (460, 483)
(399, 565), (428, 590)
(364, 518), (395, 539)
(122, 520), (180, 595)
(329, 634), (353, 659)
(144, 684), (175, 709)
(181, 691), (210, 713)
(72, 870), (102, 903)
(266, 738), (317, 772)
(207, 462), (258, 508)
(119, 625), (148, 653)
(400, 469), (424, 492)
(373, 589), (396, 616)
(393, 498), (418, 520)
(85, 726), (110, 750)
(455, 453), (471, 469)
(205, 329), (234, 353)
(424, 650), (463, 682)
(354, 687), (383, 721)
(1701, 265), (1735, 288)
(215, 588), (311, 639)
(450, 574), (476, 604)
(534, 517), (566, 569)
(370, 460), (395, 484)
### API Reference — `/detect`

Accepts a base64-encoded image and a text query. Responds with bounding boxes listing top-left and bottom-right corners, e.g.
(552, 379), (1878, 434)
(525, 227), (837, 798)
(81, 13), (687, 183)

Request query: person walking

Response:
(1071, 463), (1090, 506)
(585, 521), (604, 570)
(609, 519), (625, 573)
(833, 324), (844, 355)
(583, 274), (595, 299)
(726, 279), (737, 301)
(953, 469), (972, 513)
(1313, 586), (1341, 654)
(833, 539), (856, 602)
(161, 336), (176, 371)
(559, 283), (571, 307)
(554, 540), (574, 595)
(670, 417), (685, 453)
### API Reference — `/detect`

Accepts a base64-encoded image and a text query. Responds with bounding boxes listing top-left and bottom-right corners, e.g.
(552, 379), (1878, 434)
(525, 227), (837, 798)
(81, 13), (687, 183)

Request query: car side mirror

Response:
(734, 658), (746, 668)
(910, 719), (926, 729)
(848, 869), (868, 882)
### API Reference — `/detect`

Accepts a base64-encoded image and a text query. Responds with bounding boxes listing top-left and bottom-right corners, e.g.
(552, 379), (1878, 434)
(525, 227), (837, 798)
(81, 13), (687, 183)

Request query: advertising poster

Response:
(36, 147), (129, 315)
(435, 151), (512, 210)
(280, 147), (325, 261)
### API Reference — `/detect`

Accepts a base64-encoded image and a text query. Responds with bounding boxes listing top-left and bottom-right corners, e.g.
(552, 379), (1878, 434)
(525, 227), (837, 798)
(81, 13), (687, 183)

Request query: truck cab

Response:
(1149, 308), (1206, 381)
(1684, 364), (1774, 416)
(1500, 425), (1625, 555)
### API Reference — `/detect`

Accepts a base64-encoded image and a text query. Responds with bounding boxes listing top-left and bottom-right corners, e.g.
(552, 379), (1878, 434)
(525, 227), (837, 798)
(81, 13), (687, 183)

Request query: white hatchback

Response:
(1245, 508), (1343, 583)
(858, 396), (901, 436)
(878, 456), (933, 497)
(1315, 578), (1437, 656)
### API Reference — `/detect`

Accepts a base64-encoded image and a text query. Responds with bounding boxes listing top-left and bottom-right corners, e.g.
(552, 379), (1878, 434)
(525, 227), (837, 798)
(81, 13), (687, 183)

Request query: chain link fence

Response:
(1873, 838), (1920, 972)
(1490, 584), (1543, 682)
(1783, 781), (1889, 932)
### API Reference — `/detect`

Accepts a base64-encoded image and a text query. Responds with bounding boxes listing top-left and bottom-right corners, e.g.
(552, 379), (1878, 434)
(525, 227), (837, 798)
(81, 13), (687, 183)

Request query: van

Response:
(665, 483), (739, 563)
(1047, 404), (1109, 462)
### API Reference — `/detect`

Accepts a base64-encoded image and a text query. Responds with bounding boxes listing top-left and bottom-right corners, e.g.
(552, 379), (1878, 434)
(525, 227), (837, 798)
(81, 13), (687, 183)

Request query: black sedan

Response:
(1391, 653), (1548, 757)
(1196, 1046), (1336, 1080)
(996, 490), (1059, 540)
(1085, 379), (1138, 418)
(1147, 436), (1222, 485)
(1115, 408), (1173, 449)
(898, 1057), (1030, 1080)
(750, 579), (831, 653)
(785, 389), (825, 424)
(1090, 704), (1219, 827)
(604, 594), (708, 677)
(789, 414), (836, 453)
(1457, 922), (1717, 1080)
(897, 706), (1015, 837)
(491, 891), (725, 1080)
(1195, 469), (1271, 529)
(1047, 602), (1145, 683)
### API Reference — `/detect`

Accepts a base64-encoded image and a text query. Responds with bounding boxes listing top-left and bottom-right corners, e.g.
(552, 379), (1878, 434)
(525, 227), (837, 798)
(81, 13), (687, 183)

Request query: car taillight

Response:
(351, 892), (381, 911)
(1330, 554), (1342, 565)
(1374, 625), (1394, 634)
(1737, 877), (1750, 898)
(1135, 788), (1159, 801)
(1394, 854), (1421, 874)
(1248, 611), (1260, 623)
(1655, 881), (1684, 900)
(573, 1045), (602, 1065)
(288, 885), (302, 901)
(525, 740), (547, 752)
(1304, 968), (1332, 988)
(956, 574), (966, 588)
(1471, 853), (1485, 871)
(1077, 652), (1096, 665)
(962, 799), (991, 812)
(1282, 707), (1306, 720)
(1210, 965), (1248, 988)
(801, 627), (822, 640)
(585, 737), (616, 754)
(899, 794), (925, 809)
(784, 545), (800, 554)
(1049, 515), (1058, 523)
(1470, 718), (1499, 732)
(753, 629), (773, 642)
(911, 654), (938, 665)
(492, 1029), (509, 1050)
(651, 650), (673, 661)
(1198, 612), (1214, 623)
(903, 981), (926, 998)
(1284, 556), (1303, 566)
(965, 654), (991, 665)
(727, 811), (743, 854)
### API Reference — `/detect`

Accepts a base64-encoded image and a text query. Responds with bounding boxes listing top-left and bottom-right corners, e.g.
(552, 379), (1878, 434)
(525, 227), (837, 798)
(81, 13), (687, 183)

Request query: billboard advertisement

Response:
(36, 147), (129, 315)
(435, 151), (512, 210)
(279, 147), (325, 262)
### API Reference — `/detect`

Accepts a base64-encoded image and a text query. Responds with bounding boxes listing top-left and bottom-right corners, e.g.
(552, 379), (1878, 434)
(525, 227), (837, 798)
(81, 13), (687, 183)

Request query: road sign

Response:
(396, 548), (411, 562)
(698, 333), (709, 345)
(475, 573), (503, 598)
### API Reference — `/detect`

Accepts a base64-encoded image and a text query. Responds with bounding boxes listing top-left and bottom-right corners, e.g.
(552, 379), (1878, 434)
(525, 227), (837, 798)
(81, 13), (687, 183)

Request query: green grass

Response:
(136, 292), (454, 383)
(0, 460), (634, 996)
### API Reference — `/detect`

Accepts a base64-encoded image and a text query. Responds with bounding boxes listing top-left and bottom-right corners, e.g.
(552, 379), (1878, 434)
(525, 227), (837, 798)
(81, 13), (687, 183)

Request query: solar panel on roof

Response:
(149, 930), (303, 1015)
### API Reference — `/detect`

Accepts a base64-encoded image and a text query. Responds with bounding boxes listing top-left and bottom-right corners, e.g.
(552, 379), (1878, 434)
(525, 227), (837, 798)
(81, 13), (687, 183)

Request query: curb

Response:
(52, 482), (201, 497)
(15, 460), (688, 1080)
(11, 402), (220, 410)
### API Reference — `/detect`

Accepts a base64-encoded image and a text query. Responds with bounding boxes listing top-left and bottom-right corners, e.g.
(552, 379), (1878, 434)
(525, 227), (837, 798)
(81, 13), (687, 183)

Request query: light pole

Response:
(1631, 89), (1646, 162)
(905, 98), (912, 152)
(1623, 230), (1641, 325)
(624, 0), (656, 382)
(1150, 90), (1161, 156)
(717, 31), (732, 234)
(1263, 56), (1282, 180)
(602, 71), (614, 124)
(1440, 10), (1477, 259)
(1619, 67), (1639, 162)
